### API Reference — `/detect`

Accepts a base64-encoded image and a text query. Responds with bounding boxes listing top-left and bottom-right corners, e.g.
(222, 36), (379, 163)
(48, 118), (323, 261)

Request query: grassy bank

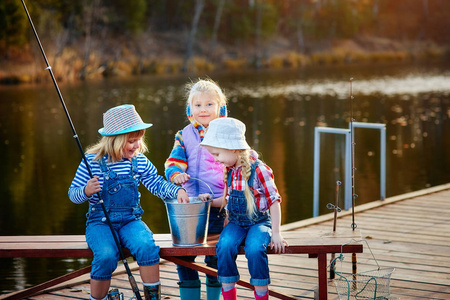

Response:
(1, 34), (448, 85)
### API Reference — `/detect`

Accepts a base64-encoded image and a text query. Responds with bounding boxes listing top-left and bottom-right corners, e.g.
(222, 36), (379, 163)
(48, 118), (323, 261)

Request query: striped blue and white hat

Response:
(98, 104), (152, 136)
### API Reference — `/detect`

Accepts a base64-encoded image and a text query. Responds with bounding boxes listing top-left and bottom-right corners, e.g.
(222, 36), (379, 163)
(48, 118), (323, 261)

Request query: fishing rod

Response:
(20, 1), (143, 299)
(349, 78), (359, 289)
(332, 181), (342, 233)
(327, 180), (341, 279)
(349, 78), (357, 231)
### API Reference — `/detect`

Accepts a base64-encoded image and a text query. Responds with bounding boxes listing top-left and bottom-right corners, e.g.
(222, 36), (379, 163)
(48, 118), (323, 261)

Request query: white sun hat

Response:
(98, 104), (152, 136)
(200, 117), (250, 150)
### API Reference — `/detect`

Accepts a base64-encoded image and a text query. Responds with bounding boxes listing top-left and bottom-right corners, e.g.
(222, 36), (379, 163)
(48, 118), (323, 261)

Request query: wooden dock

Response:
(2, 183), (449, 299)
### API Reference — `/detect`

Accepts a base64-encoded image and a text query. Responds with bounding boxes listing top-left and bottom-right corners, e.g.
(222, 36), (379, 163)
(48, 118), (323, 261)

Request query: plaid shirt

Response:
(226, 151), (281, 212)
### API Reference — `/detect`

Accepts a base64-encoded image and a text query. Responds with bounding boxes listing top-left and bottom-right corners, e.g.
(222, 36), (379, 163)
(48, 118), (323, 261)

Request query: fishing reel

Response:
(327, 180), (342, 212)
(108, 288), (124, 300)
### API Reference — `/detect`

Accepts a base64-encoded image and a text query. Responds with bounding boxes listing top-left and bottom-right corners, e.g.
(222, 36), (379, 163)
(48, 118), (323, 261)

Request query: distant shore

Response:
(1, 33), (448, 85)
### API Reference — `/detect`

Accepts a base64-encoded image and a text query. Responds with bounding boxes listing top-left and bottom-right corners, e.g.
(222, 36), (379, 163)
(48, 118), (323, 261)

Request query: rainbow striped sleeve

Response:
(164, 130), (188, 182)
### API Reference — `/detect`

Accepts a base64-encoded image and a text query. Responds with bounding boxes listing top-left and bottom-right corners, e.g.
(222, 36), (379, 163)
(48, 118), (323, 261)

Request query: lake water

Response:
(0, 61), (449, 293)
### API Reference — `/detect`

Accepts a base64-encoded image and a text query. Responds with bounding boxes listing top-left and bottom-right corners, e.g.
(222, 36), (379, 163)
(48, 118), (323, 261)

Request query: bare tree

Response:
(418, 0), (429, 39)
(297, 21), (305, 54)
(296, 0), (306, 53)
(314, 0), (322, 14)
(254, 0), (263, 68)
(208, 0), (227, 59)
(80, 0), (101, 80)
(183, 0), (205, 72)
(422, 0), (429, 17)
(372, 0), (379, 18)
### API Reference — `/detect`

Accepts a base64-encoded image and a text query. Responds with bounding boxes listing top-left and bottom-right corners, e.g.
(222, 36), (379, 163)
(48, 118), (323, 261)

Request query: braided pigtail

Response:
(220, 167), (229, 211)
(240, 150), (256, 217)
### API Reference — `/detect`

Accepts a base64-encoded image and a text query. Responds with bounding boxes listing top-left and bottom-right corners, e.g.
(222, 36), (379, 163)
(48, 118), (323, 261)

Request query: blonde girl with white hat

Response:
(69, 104), (189, 300)
(200, 117), (289, 300)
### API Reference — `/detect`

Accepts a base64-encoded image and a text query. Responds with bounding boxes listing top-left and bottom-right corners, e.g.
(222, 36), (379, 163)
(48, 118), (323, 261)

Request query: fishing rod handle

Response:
(128, 275), (143, 300)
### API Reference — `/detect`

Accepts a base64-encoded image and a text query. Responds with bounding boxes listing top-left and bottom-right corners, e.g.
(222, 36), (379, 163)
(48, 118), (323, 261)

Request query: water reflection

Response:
(0, 62), (449, 293)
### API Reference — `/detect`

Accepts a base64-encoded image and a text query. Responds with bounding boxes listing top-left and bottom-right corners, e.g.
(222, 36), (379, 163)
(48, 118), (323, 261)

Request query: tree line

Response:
(1, 0), (449, 75)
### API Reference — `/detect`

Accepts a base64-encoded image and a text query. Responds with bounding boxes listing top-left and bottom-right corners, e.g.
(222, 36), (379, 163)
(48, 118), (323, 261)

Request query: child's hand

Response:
(176, 189), (190, 203)
(198, 193), (211, 202)
(173, 173), (190, 185)
(85, 176), (101, 197)
(270, 233), (289, 254)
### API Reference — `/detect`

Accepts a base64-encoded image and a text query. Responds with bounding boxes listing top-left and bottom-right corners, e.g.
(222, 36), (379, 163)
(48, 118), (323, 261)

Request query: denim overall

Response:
(85, 156), (160, 281)
(216, 161), (272, 286)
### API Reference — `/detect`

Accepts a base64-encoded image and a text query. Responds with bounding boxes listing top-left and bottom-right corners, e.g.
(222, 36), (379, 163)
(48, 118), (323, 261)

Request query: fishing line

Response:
(20, 1), (143, 298)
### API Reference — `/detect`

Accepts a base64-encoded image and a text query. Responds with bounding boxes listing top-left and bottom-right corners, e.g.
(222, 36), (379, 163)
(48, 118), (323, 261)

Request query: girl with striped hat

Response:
(69, 104), (189, 300)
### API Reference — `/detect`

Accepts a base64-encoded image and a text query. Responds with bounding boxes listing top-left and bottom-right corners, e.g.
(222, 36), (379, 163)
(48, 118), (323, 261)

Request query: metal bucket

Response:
(165, 178), (214, 246)
(164, 197), (212, 246)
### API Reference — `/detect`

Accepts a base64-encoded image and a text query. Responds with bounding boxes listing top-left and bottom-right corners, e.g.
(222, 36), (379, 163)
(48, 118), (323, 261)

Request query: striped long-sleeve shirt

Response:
(69, 153), (181, 205)
(164, 129), (188, 182)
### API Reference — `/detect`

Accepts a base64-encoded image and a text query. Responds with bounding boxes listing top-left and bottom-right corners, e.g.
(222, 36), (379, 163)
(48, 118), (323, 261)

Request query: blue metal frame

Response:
(313, 123), (386, 217)
(313, 127), (351, 217)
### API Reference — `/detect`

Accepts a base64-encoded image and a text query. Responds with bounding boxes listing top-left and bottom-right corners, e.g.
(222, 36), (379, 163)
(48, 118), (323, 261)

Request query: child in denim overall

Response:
(200, 117), (289, 300)
(165, 78), (228, 300)
(69, 104), (189, 300)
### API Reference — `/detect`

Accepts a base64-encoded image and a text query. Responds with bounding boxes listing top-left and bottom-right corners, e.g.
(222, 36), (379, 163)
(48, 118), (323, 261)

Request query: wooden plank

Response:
(344, 213), (450, 227)
(359, 209), (450, 222)
(0, 231), (363, 258)
(312, 223), (450, 246)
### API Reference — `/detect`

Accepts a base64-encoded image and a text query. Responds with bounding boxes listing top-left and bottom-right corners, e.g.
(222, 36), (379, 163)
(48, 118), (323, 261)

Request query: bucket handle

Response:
(186, 177), (215, 200)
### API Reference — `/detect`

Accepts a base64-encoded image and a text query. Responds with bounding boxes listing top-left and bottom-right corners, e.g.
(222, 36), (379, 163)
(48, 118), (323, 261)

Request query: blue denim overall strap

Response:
(100, 155), (140, 211)
(226, 160), (269, 226)
(87, 155), (142, 225)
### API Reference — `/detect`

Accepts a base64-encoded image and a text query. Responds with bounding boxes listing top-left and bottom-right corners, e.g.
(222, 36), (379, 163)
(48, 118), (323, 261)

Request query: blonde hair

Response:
(186, 78), (227, 116)
(221, 149), (257, 217)
(86, 130), (148, 163)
